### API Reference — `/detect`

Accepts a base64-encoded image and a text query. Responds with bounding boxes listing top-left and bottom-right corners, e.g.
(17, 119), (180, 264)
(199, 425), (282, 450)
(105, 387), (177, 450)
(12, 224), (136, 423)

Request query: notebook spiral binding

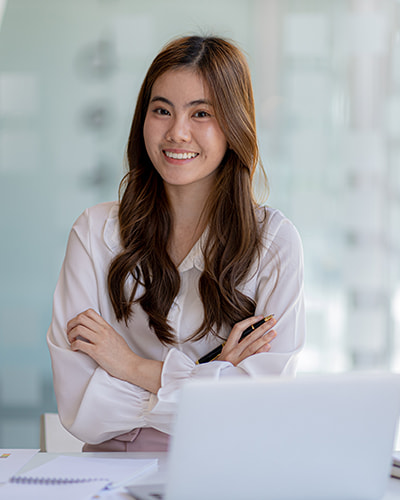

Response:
(10, 476), (108, 485)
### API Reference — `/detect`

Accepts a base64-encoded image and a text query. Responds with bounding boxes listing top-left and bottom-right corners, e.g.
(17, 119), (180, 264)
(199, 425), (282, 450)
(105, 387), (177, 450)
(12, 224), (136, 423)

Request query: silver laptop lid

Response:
(166, 373), (400, 500)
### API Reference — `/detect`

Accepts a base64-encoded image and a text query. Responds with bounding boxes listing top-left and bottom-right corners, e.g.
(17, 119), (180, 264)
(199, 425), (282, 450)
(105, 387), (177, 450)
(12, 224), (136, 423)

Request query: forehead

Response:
(150, 68), (211, 102)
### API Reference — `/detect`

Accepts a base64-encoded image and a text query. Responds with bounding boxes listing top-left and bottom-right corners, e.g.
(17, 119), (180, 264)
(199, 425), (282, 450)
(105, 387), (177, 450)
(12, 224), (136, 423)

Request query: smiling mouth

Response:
(163, 150), (199, 160)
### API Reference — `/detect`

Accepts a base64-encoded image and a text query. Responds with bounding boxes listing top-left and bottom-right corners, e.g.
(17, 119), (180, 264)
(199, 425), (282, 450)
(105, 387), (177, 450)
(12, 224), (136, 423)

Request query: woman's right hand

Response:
(218, 315), (277, 366)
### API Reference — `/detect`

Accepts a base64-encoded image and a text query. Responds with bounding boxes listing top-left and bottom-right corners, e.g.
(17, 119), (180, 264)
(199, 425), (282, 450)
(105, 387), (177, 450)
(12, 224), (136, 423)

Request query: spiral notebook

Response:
(0, 449), (39, 483)
(2, 455), (158, 500)
(1, 478), (110, 500)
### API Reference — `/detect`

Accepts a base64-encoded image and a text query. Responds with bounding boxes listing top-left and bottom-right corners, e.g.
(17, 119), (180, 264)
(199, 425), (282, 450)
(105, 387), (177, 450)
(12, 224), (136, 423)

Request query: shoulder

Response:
(256, 205), (302, 246)
(71, 201), (121, 253)
(255, 205), (303, 265)
(72, 201), (118, 229)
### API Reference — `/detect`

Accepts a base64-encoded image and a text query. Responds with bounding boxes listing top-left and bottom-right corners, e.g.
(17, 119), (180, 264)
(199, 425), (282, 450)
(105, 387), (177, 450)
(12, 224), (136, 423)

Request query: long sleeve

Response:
(47, 203), (157, 444)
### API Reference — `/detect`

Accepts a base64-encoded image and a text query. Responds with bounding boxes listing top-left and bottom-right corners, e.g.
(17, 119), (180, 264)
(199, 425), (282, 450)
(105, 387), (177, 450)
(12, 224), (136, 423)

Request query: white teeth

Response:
(164, 151), (198, 160)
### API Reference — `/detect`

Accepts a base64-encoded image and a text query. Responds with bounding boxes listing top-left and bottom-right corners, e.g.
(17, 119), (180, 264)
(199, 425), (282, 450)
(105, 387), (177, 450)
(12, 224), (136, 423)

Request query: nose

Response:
(166, 114), (191, 143)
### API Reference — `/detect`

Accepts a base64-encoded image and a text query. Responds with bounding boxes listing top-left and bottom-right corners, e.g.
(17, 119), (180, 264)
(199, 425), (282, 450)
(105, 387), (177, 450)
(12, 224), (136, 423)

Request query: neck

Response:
(164, 184), (210, 267)
(165, 183), (209, 228)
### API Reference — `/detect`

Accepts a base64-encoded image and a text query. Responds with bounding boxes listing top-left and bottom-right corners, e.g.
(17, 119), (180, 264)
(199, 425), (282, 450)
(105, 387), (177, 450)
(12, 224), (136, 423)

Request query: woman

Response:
(47, 35), (305, 452)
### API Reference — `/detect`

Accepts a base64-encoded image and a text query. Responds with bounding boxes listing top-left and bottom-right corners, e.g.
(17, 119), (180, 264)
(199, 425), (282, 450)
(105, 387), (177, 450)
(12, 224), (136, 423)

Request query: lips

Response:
(163, 150), (199, 160)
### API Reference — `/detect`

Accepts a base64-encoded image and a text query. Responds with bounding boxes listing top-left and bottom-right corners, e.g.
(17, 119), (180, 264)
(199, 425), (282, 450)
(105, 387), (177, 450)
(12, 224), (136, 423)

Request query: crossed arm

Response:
(66, 308), (277, 394)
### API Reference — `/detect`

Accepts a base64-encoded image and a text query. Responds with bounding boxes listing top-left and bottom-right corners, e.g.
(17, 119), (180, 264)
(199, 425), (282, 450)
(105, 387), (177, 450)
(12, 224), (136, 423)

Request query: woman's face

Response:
(143, 68), (228, 194)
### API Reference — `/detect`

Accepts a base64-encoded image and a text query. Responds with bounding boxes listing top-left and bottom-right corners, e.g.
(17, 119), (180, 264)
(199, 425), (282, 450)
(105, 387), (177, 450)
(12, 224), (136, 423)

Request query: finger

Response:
(249, 315), (276, 335)
(255, 343), (272, 354)
(238, 317), (277, 348)
(67, 325), (98, 344)
(66, 309), (103, 338)
(241, 331), (276, 358)
(67, 317), (96, 342)
(83, 308), (109, 328)
(225, 315), (264, 346)
(235, 329), (277, 361)
(262, 314), (276, 330)
(263, 329), (277, 343)
(66, 309), (102, 331)
(70, 337), (96, 354)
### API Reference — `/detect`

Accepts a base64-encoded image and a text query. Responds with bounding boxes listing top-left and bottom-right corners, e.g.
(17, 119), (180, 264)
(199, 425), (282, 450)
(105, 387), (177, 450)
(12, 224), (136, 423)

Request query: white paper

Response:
(0, 479), (109, 500)
(13, 455), (158, 487)
(0, 449), (39, 483)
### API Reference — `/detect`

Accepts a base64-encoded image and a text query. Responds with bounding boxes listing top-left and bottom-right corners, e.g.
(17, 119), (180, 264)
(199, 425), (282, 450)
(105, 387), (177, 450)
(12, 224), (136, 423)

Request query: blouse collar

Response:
(103, 203), (121, 254)
(178, 234), (206, 273)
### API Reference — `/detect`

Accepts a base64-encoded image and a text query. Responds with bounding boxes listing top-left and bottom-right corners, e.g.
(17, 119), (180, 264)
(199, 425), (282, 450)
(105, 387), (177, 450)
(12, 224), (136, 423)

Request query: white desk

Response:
(14, 452), (167, 499)
(9, 451), (400, 499)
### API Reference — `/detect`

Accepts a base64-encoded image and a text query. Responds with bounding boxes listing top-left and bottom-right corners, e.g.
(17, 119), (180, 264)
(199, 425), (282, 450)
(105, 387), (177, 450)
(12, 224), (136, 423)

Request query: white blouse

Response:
(47, 201), (305, 444)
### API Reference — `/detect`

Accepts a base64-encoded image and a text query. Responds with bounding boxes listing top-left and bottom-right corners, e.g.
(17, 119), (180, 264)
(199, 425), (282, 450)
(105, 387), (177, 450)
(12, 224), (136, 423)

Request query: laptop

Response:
(127, 372), (400, 500)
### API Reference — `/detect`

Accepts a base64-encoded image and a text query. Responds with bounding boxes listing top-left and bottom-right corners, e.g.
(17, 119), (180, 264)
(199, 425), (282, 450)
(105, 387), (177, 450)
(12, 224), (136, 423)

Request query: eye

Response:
(152, 107), (170, 116)
(193, 110), (211, 118)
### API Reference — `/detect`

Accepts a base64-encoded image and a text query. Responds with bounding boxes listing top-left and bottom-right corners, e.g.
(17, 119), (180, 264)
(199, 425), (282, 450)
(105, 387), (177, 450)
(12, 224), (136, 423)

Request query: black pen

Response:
(196, 314), (275, 365)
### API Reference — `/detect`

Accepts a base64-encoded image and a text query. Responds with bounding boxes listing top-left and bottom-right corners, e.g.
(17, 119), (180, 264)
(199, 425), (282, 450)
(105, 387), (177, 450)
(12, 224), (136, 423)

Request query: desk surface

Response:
(8, 451), (400, 500)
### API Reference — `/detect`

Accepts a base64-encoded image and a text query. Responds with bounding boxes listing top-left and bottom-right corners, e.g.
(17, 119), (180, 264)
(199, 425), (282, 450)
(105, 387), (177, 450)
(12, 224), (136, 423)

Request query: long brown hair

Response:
(108, 35), (268, 344)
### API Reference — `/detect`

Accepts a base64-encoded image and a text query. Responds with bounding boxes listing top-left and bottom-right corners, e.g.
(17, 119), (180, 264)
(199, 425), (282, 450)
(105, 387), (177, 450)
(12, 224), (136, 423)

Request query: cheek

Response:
(143, 116), (152, 151)
(143, 116), (166, 156)
(143, 119), (161, 167)
(204, 127), (228, 159)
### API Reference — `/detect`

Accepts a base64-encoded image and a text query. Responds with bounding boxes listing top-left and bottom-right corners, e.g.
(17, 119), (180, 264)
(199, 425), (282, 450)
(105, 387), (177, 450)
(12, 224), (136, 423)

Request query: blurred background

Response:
(0, 0), (399, 447)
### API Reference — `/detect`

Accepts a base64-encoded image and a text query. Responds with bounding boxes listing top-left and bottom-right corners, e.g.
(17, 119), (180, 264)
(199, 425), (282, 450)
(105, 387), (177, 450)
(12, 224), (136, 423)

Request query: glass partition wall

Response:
(1, 0), (399, 447)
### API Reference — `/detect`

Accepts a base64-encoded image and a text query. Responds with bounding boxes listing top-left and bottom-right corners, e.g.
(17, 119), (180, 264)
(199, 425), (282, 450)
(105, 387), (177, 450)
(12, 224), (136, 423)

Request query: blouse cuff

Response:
(152, 348), (232, 416)
(237, 350), (301, 376)
(69, 367), (151, 444)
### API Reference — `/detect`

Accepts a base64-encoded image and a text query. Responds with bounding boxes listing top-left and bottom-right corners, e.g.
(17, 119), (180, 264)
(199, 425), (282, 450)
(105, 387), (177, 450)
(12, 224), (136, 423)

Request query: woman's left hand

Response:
(66, 309), (137, 382)
(218, 314), (277, 366)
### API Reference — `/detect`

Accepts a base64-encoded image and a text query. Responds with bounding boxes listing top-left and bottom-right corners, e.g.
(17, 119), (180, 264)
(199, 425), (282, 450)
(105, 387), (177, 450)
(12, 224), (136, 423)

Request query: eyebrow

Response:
(150, 96), (213, 108)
